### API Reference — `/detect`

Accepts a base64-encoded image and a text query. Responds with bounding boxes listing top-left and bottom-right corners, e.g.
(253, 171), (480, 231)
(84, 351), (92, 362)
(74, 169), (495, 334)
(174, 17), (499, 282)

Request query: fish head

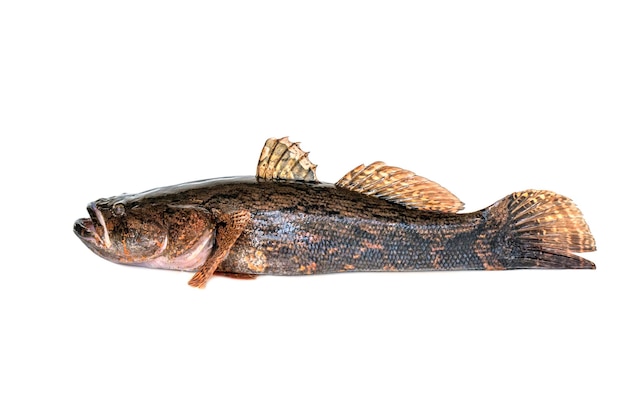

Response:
(74, 196), (215, 270)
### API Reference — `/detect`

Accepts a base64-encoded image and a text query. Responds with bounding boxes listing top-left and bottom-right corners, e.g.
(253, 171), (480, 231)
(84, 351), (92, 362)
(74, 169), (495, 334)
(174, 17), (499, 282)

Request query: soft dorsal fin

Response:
(336, 161), (464, 212)
(256, 137), (318, 182)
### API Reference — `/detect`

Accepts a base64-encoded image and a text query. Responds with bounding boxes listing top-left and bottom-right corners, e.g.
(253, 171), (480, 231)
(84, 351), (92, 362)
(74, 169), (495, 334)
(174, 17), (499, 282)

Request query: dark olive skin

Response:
(75, 176), (595, 277)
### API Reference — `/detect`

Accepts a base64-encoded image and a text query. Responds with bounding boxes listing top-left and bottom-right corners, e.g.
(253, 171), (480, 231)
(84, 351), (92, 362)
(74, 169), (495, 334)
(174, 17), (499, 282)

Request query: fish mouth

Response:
(74, 203), (111, 248)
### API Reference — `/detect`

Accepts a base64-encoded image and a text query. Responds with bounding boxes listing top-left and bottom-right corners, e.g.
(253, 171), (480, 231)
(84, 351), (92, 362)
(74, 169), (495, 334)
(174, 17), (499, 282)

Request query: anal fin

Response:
(336, 161), (464, 213)
(218, 272), (258, 280)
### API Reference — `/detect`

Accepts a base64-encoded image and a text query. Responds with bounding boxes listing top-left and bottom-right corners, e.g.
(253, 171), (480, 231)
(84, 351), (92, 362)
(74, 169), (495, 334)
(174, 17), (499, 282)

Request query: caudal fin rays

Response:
(489, 190), (596, 269)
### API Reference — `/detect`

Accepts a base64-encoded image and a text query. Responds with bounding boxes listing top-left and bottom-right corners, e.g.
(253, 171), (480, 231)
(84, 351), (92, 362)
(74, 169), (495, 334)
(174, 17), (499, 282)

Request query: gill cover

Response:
(76, 199), (215, 268)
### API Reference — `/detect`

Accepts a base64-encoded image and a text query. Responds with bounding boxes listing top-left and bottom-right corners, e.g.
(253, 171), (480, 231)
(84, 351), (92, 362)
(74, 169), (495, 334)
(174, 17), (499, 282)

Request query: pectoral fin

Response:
(188, 209), (251, 288)
(336, 161), (464, 213)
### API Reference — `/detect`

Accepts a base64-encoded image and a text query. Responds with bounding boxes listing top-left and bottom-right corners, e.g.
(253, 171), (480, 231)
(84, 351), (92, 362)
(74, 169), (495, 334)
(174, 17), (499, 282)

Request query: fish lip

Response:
(75, 203), (111, 248)
(74, 217), (100, 245)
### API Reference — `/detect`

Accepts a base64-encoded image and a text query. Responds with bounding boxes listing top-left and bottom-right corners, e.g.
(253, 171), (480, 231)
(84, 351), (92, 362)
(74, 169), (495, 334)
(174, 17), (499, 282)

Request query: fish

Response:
(74, 137), (596, 288)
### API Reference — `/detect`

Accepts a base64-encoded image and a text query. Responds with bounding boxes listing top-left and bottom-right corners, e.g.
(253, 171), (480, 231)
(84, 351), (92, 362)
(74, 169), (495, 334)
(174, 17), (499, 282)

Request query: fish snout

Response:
(74, 202), (111, 248)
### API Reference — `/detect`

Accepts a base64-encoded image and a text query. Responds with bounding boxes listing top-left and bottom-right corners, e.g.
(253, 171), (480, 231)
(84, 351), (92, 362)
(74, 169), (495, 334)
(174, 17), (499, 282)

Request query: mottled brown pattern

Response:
(75, 144), (596, 286)
(110, 178), (594, 275)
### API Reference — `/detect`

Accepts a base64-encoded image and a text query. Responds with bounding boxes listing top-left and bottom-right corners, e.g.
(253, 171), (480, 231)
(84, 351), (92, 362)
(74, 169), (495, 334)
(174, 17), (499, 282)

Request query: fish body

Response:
(74, 138), (596, 287)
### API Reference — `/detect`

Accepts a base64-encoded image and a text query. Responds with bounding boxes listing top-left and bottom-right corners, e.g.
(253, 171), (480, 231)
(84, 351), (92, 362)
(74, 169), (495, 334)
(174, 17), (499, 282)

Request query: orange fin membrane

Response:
(489, 190), (596, 269)
(336, 161), (464, 213)
(257, 137), (318, 182)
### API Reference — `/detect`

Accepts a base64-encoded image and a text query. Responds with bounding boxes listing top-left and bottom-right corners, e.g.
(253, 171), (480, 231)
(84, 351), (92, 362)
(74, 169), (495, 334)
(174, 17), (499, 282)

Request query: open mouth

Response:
(74, 203), (111, 248)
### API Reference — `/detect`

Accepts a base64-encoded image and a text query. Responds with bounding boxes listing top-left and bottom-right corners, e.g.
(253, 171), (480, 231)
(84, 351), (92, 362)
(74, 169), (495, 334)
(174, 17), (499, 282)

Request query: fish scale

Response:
(74, 137), (596, 288)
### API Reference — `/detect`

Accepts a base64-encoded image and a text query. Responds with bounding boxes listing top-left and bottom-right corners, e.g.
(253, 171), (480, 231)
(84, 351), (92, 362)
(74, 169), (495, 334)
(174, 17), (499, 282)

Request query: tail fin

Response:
(486, 190), (596, 269)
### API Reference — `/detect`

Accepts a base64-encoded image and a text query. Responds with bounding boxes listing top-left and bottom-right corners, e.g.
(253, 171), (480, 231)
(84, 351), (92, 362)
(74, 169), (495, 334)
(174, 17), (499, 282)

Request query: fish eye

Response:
(112, 202), (125, 217)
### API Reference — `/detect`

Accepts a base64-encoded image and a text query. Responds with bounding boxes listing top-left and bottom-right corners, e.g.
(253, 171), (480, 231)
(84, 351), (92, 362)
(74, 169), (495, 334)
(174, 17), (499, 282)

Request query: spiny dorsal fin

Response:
(256, 137), (318, 182)
(336, 161), (464, 212)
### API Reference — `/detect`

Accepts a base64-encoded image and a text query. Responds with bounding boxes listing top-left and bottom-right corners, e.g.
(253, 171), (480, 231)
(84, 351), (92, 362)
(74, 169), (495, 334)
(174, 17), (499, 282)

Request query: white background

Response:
(1, 1), (624, 417)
